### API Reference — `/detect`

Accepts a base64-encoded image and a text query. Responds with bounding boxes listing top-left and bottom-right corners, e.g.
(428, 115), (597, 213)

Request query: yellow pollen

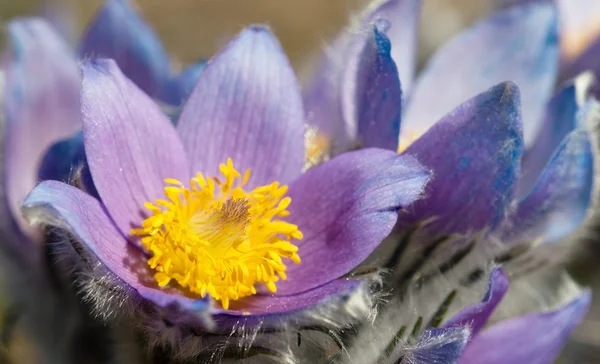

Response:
(304, 125), (331, 171)
(397, 130), (423, 153)
(131, 158), (303, 309)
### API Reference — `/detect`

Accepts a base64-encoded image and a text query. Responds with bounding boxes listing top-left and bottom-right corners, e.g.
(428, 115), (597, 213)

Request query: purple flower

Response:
(21, 26), (431, 359)
(304, 1), (596, 363)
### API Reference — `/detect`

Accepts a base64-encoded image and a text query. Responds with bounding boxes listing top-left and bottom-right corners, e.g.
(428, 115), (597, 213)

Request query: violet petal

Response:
(443, 267), (509, 335)
(303, 33), (350, 148)
(338, 0), (420, 152)
(277, 148), (429, 295)
(217, 279), (361, 317)
(4, 18), (81, 238)
(177, 26), (304, 187)
(78, 0), (171, 100)
(362, 0), (421, 92)
(304, 0), (419, 153)
(81, 59), (190, 242)
(353, 24), (402, 151)
(22, 181), (211, 312)
(495, 0), (600, 66)
(518, 82), (579, 197)
(403, 3), (558, 148)
(37, 131), (98, 199)
(502, 125), (593, 245)
(402, 82), (523, 235)
(160, 60), (206, 107)
(459, 290), (591, 364)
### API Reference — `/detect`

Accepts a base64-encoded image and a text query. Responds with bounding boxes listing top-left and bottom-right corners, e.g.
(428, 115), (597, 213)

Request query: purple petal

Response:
(353, 24), (402, 151)
(398, 326), (471, 364)
(518, 82), (579, 197)
(277, 148), (429, 295)
(340, 0), (419, 152)
(362, 0), (421, 92)
(303, 33), (349, 147)
(78, 0), (170, 100)
(496, 0), (600, 62)
(4, 18), (81, 237)
(217, 279), (361, 317)
(176, 26), (304, 187)
(459, 290), (591, 364)
(402, 82), (523, 235)
(403, 3), (558, 148)
(37, 131), (98, 199)
(22, 181), (210, 312)
(81, 59), (190, 242)
(160, 60), (206, 106)
(304, 0), (419, 153)
(501, 124), (593, 245)
(444, 267), (509, 335)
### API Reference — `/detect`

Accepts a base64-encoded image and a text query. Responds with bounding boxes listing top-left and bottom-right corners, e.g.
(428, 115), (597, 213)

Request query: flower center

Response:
(131, 158), (302, 309)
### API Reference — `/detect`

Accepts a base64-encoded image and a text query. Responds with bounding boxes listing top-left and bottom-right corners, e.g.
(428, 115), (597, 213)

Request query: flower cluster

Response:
(0, 0), (598, 363)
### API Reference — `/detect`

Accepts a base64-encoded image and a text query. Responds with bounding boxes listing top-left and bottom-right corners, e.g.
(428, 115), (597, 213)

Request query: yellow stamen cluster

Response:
(131, 159), (302, 309)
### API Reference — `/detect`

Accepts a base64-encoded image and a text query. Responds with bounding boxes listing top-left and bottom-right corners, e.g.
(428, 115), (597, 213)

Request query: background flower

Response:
(300, 1), (598, 362)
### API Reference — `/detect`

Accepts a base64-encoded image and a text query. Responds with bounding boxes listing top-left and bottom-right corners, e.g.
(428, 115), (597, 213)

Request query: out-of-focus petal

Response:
(303, 33), (349, 148)
(37, 131), (98, 198)
(160, 60), (206, 107)
(177, 26), (304, 187)
(502, 124), (593, 245)
(353, 24), (401, 151)
(459, 290), (591, 364)
(22, 181), (211, 313)
(78, 0), (170, 99)
(81, 59), (190, 242)
(218, 279), (361, 317)
(443, 267), (509, 335)
(518, 81), (580, 197)
(4, 18), (81, 238)
(304, 0), (420, 152)
(277, 149), (429, 295)
(495, 0), (600, 60)
(403, 3), (558, 148)
(402, 82), (523, 235)
(362, 0), (421, 91)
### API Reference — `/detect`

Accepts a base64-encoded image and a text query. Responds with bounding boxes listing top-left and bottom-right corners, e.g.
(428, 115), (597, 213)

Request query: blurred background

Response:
(0, 0), (492, 76)
(0, 0), (599, 363)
